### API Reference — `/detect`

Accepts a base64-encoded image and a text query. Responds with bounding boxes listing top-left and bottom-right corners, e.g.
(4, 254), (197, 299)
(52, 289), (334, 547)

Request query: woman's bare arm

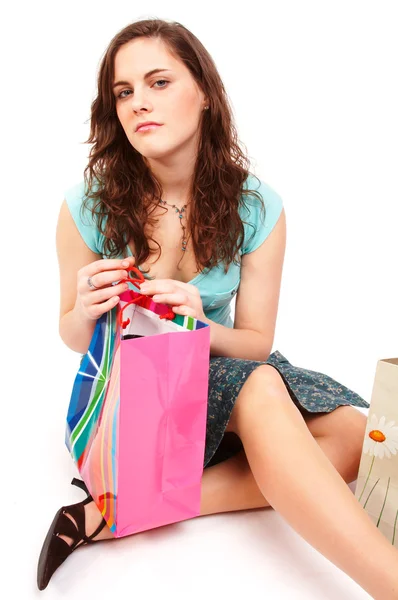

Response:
(56, 200), (131, 353)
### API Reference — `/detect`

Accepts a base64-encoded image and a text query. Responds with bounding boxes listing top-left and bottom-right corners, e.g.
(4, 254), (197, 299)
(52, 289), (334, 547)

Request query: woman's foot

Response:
(37, 479), (113, 591)
(59, 498), (114, 547)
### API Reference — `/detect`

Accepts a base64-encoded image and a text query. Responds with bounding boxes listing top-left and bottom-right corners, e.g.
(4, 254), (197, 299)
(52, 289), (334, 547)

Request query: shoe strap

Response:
(64, 502), (94, 545)
(65, 492), (108, 544)
(87, 516), (108, 542)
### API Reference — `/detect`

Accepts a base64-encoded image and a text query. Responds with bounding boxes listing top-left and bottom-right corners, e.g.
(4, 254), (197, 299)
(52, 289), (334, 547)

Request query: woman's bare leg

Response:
(199, 406), (365, 516)
(80, 408), (365, 533)
(227, 364), (398, 600)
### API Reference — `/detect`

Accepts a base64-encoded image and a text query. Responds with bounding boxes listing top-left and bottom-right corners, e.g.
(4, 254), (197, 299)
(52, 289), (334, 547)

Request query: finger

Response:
(141, 279), (198, 299)
(172, 305), (197, 317)
(85, 256), (135, 278)
(90, 294), (121, 319)
(80, 270), (129, 291)
(151, 292), (189, 306)
(171, 280), (198, 293)
(84, 281), (129, 304)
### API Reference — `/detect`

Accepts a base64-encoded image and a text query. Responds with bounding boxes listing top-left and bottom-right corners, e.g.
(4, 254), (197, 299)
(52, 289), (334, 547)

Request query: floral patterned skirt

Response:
(204, 350), (370, 468)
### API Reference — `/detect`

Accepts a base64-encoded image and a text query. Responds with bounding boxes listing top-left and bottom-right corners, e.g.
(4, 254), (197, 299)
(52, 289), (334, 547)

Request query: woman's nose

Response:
(130, 93), (152, 113)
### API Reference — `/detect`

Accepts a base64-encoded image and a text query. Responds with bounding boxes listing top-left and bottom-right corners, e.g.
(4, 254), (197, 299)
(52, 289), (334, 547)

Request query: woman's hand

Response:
(139, 279), (206, 321)
(75, 256), (136, 321)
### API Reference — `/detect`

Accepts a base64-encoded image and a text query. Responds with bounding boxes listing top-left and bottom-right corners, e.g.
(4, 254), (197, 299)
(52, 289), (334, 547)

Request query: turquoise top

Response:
(64, 174), (283, 328)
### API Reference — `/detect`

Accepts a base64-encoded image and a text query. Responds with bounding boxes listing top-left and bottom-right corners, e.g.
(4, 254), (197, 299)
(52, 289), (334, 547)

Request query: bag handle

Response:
(118, 266), (175, 330)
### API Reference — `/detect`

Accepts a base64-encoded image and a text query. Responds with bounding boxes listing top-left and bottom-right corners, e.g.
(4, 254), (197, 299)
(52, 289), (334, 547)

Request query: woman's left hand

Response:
(138, 279), (206, 321)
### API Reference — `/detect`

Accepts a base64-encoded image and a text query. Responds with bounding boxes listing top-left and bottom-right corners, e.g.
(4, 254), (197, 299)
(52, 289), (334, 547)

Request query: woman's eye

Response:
(153, 79), (169, 88)
(118, 90), (131, 99)
(117, 80), (169, 99)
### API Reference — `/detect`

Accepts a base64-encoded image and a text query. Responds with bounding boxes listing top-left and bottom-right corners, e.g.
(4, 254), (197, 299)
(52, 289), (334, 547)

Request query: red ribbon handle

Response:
(117, 266), (175, 330)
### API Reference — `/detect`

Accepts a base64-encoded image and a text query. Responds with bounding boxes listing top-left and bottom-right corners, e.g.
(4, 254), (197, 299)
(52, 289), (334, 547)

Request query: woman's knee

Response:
(226, 365), (289, 434)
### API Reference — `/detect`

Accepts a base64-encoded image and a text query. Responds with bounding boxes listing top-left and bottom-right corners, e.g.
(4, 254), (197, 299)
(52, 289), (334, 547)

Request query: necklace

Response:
(158, 198), (189, 253)
(133, 197), (190, 280)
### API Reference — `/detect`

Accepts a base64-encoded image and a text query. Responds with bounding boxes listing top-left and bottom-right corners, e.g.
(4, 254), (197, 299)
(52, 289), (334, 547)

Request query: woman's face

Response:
(113, 37), (208, 162)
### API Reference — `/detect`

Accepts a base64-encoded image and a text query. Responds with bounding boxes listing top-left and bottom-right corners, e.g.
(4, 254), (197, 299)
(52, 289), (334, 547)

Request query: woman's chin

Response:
(139, 145), (179, 161)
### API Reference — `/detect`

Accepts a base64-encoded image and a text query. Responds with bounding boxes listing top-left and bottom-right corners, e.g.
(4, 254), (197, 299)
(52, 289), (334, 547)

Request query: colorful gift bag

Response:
(354, 358), (398, 547)
(65, 268), (210, 537)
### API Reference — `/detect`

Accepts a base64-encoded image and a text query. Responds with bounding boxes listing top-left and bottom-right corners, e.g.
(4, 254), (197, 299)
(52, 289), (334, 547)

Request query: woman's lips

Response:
(136, 124), (163, 133)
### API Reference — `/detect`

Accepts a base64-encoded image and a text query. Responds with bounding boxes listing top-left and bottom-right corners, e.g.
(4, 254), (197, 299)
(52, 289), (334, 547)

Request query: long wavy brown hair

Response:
(82, 18), (265, 275)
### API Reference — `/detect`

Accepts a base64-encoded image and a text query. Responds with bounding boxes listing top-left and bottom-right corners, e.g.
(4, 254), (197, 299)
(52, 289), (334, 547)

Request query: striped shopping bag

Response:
(65, 268), (210, 537)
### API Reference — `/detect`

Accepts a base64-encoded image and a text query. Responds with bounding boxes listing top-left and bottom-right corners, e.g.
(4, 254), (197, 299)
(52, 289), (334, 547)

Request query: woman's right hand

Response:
(75, 256), (136, 321)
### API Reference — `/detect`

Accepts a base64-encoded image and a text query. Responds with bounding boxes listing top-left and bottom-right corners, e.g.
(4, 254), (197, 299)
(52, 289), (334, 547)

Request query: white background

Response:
(2, 1), (397, 598)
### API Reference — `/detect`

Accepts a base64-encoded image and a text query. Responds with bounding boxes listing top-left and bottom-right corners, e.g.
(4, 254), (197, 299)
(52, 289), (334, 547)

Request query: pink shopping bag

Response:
(65, 268), (210, 537)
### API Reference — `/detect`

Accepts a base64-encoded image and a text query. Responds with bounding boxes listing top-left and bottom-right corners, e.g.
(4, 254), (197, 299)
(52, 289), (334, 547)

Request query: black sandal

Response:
(37, 478), (108, 590)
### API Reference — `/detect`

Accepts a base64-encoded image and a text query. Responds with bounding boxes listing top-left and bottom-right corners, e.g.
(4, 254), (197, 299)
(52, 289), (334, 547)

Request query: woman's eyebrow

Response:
(112, 68), (172, 89)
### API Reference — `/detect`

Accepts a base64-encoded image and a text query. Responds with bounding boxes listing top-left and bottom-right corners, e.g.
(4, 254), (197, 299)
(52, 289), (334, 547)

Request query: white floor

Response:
(30, 476), (372, 600)
(7, 369), (372, 599)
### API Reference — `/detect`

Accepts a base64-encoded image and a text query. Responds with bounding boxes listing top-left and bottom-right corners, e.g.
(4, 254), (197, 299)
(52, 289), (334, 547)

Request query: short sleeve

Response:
(64, 180), (103, 254)
(240, 176), (284, 254)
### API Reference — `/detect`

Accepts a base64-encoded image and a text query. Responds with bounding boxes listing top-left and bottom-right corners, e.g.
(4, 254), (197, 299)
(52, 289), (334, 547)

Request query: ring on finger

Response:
(87, 276), (100, 290)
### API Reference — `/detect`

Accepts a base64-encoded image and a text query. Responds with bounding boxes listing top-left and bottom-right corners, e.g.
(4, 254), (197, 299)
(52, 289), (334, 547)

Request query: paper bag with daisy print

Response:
(354, 358), (398, 547)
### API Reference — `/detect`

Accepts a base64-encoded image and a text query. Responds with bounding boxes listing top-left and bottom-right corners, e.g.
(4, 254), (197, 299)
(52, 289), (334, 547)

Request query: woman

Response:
(37, 18), (398, 597)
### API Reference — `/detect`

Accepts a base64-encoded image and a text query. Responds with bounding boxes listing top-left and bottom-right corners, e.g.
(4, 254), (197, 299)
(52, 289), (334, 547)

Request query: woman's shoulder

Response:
(64, 179), (85, 203)
(239, 173), (284, 254)
(64, 178), (100, 212)
(241, 173), (283, 211)
(63, 178), (104, 254)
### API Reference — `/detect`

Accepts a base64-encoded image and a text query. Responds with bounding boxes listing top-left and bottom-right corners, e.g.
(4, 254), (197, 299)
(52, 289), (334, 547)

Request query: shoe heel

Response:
(71, 478), (92, 504)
